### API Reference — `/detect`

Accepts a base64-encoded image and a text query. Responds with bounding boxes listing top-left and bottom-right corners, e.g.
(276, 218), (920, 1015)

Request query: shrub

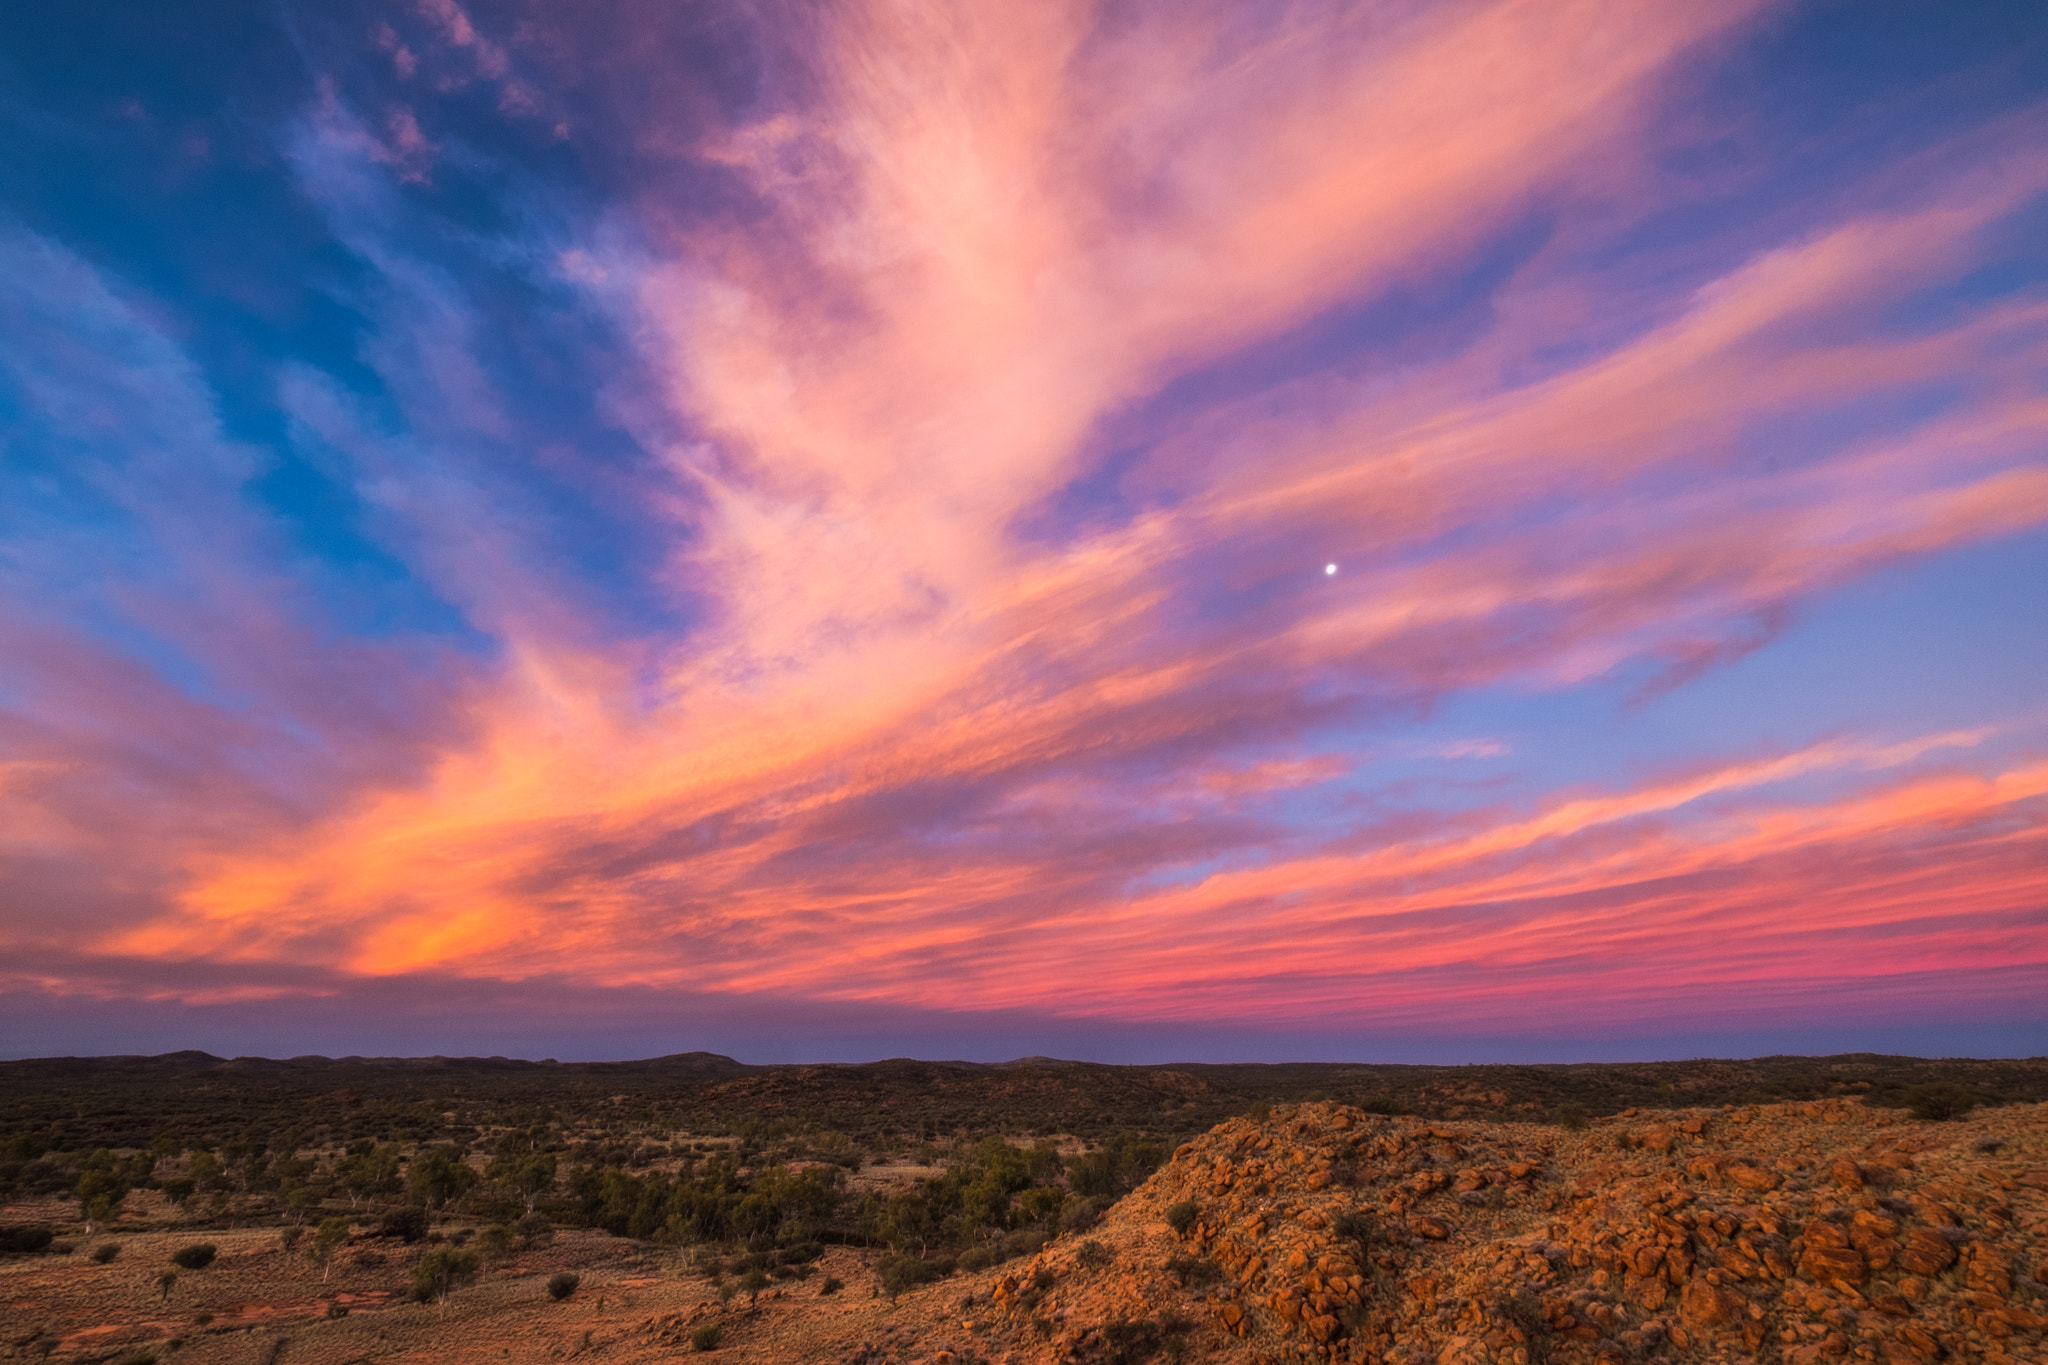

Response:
(1904, 1083), (1974, 1122)
(690, 1323), (723, 1351)
(959, 1246), (995, 1273)
(477, 1223), (515, 1261)
(170, 1244), (217, 1270)
(1163, 1254), (1220, 1287)
(877, 1252), (955, 1297)
(1333, 1209), (1379, 1251)
(92, 1243), (121, 1264)
(741, 1266), (770, 1297)
(1553, 1103), (1588, 1131)
(1503, 1289), (1552, 1365)
(1, 1227), (54, 1254)
(1164, 1201), (1198, 1235)
(821, 1276), (844, 1295)
(1061, 1196), (1109, 1235)
(1077, 1239), (1113, 1268)
(407, 1246), (480, 1304)
(516, 1212), (554, 1247)
(547, 1271), (580, 1301)
(1098, 1319), (1162, 1365)
(377, 1207), (429, 1243)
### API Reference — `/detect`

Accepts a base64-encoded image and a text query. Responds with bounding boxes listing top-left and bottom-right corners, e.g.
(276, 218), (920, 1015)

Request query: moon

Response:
(1324, 563), (1338, 576)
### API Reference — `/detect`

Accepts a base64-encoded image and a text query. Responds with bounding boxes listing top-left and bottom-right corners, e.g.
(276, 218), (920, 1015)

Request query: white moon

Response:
(1324, 563), (1338, 575)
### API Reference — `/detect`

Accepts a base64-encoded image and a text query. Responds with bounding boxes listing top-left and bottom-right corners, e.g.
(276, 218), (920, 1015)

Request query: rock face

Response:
(963, 1098), (2048, 1365)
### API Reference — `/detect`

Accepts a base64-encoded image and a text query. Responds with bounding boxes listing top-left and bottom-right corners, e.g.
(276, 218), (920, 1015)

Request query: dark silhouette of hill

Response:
(1, 1050), (2042, 1155)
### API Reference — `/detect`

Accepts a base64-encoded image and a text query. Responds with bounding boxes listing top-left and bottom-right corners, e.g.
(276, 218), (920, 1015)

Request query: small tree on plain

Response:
(310, 1218), (349, 1283)
(75, 1169), (129, 1236)
(408, 1246), (480, 1309)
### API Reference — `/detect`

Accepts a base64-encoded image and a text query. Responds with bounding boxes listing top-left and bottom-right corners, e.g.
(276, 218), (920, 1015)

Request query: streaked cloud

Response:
(1, 0), (2043, 1055)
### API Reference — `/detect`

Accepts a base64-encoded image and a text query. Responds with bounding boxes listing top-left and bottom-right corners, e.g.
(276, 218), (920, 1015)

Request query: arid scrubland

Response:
(1, 1055), (2044, 1364)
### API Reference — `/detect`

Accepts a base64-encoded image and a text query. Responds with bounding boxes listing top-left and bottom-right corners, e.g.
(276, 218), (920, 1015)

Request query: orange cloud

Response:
(38, 2), (2048, 1043)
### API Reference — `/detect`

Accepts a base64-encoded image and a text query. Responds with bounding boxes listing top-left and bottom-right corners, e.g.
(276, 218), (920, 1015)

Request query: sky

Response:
(1, 0), (2045, 1065)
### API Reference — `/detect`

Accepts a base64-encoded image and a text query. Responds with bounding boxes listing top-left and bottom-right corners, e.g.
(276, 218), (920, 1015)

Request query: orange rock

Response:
(1625, 1273), (1669, 1311)
(1798, 1245), (1866, 1284)
(1408, 1215), (1452, 1240)
(1641, 1127), (1676, 1153)
(1895, 1230), (1957, 1278)
(1966, 1254), (2013, 1297)
(1681, 1116), (1709, 1135)
(1804, 1221), (1852, 1250)
(1830, 1157), (1865, 1190)
(1678, 1278), (1741, 1328)
(1726, 1162), (1782, 1193)
(1898, 1324), (1940, 1356)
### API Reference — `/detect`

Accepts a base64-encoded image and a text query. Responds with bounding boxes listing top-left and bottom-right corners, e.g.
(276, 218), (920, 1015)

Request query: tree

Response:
(149, 1134), (185, 1173)
(476, 1223), (515, 1263)
(407, 1147), (479, 1213)
(188, 1152), (223, 1193)
(283, 1185), (318, 1227)
(488, 1152), (558, 1214)
(74, 1168), (129, 1236)
(408, 1246), (480, 1308)
(309, 1217), (349, 1283)
(339, 1146), (402, 1208)
(156, 1268), (179, 1303)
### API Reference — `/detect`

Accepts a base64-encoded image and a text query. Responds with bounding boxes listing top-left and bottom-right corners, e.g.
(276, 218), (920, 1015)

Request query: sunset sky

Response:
(2, 0), (2045, 1063)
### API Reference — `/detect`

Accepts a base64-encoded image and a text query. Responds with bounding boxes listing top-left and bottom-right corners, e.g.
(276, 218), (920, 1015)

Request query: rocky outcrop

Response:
(966, 1098), (2048, 1365)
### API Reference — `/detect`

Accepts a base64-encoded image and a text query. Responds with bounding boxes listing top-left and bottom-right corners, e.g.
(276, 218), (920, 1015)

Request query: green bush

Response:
(821, 1275), (844, 1295)
(690, 1324), (723, 1351)
(1164, 1201), (1198, 1235)
(170, 1243), (217, 1270)
(378, 1207), (429, 1243)
(877, 1252), (955, 1297)
(547, 1271), (580, 1300)
(1163, 1254), (1220, 1287)
(477, 1223), (515, 1261)
(92, 1243), (121, 1264)
(959, 1246), (995, 1273)
(407, 1246), (480, 1304)
(1, 1226), (54, 1254)
(1553, 1103), (1588, 1131)
(1061, 1196), (1109, 1234)
(1904, 1083), (1974, 1122)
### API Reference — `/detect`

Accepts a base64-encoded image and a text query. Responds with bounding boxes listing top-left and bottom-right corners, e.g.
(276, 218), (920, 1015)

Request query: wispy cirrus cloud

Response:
(1, 0), (2043, 1055)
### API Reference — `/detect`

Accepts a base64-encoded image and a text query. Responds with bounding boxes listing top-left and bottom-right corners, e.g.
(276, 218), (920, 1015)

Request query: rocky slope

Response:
(967, 1098), (2047, 1365)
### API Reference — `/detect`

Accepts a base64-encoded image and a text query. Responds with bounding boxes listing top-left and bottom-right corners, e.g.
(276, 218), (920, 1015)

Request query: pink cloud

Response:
(9, 2), (2046, 1050)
